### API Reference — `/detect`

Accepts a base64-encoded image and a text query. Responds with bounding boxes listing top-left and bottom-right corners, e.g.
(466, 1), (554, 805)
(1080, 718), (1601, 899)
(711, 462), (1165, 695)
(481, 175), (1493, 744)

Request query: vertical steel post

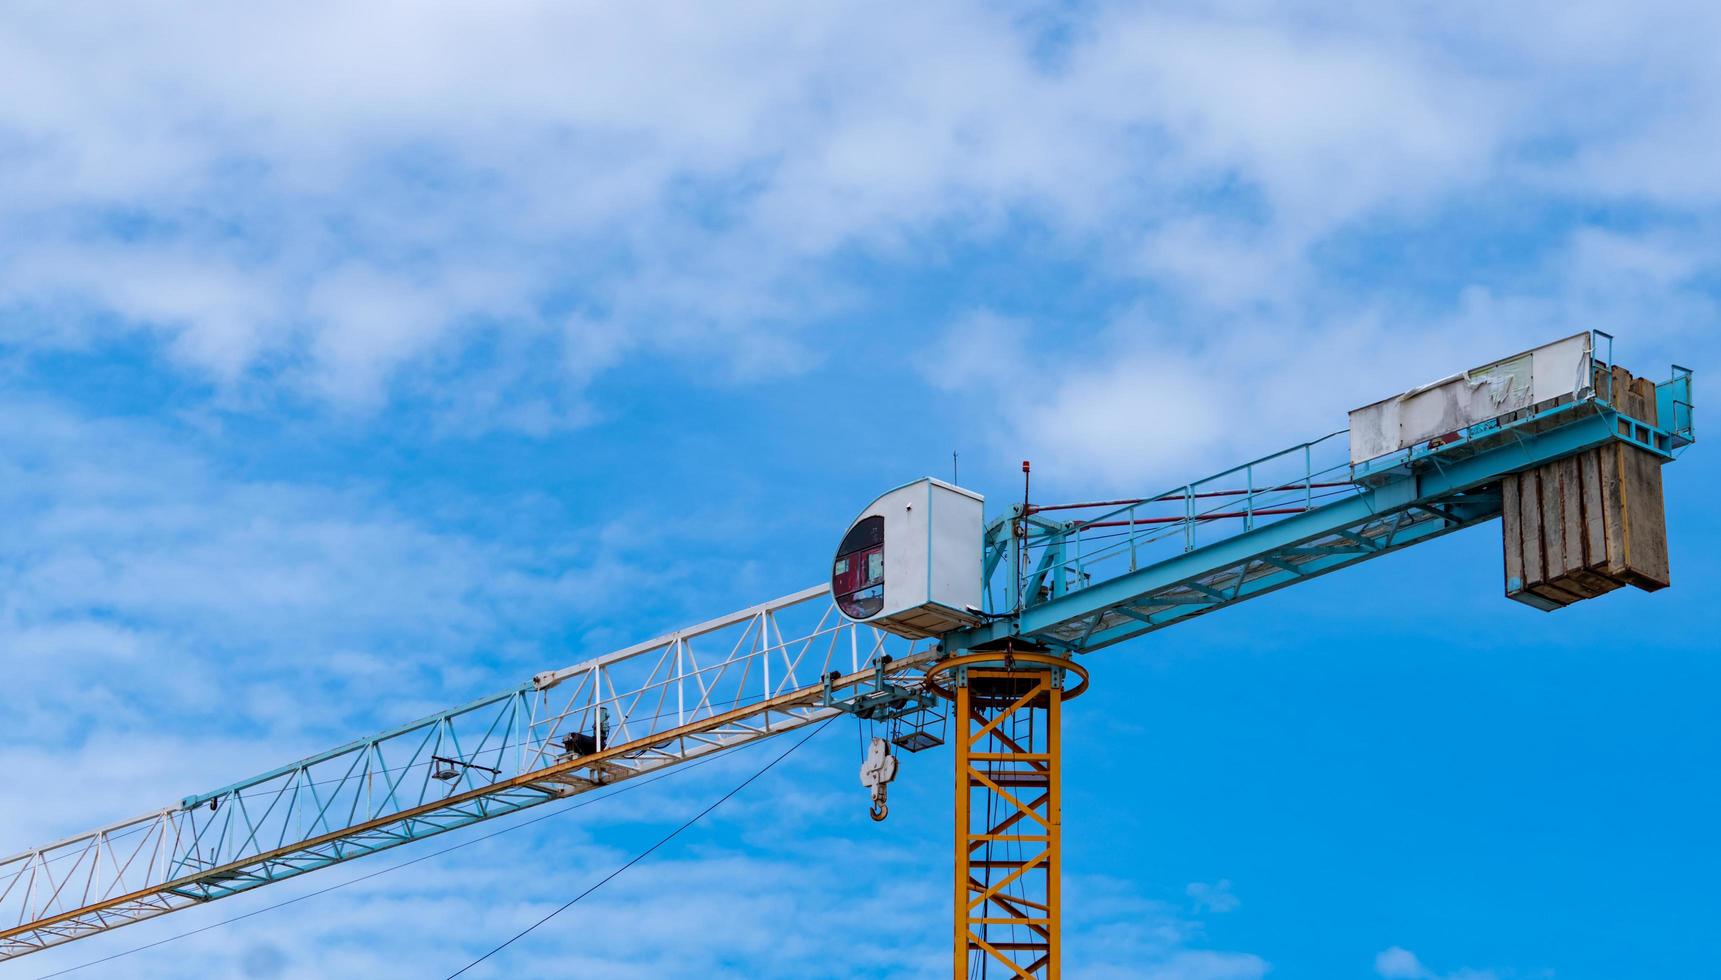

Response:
(953, 675), (971, 980)
(1183, 486), (1195, 552)
(1244, 462), (1255, 531)
(1128, 504), (1138, 572)
(1046, 669), (1062, 977)
(1009, 508), (1023, 613)
(1304, 443), (1313, 511)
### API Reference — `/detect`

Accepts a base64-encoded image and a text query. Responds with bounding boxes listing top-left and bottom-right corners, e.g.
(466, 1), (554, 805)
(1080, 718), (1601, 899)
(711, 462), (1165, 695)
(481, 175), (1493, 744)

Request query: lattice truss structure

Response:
(0, 587), (929, 960)
(950, 659), (1074, 980)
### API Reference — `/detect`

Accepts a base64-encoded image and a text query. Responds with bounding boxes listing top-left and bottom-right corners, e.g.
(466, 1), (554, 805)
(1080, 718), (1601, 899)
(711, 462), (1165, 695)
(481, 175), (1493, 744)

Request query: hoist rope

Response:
(443, 716), (834, 979)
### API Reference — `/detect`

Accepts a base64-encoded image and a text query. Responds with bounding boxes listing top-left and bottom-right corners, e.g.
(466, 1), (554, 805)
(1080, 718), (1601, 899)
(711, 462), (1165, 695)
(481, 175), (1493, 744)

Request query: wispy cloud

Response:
(4, 2), (1716, 433)
(1375, 944), (1526, 980)
(0, 397), (702, 840)
(1, 4), (1713, 976)
(1187, 878), (1240, 914)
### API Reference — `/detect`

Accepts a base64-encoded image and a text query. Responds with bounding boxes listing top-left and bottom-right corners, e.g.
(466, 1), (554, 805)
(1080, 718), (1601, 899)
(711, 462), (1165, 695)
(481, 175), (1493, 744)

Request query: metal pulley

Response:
(858, 736), (898, 821)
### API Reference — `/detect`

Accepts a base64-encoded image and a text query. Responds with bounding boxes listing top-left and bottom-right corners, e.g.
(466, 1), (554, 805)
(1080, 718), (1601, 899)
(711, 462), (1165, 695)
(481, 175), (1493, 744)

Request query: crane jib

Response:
(963, 405), (1641, 655)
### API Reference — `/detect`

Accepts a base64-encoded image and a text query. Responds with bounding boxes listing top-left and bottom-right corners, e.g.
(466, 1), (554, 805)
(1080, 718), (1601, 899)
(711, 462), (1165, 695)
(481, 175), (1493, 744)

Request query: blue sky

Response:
(2, 2), (1718, 978)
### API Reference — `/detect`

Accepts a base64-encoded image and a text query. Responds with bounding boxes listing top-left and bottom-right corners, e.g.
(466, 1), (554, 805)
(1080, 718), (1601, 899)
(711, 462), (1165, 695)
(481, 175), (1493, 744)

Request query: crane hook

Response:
(859, 736), (899, 823)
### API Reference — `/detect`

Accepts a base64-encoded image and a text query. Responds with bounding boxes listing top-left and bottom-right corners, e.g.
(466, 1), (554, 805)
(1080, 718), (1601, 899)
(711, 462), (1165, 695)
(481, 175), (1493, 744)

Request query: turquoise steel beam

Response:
(956, 404), (1674, 656)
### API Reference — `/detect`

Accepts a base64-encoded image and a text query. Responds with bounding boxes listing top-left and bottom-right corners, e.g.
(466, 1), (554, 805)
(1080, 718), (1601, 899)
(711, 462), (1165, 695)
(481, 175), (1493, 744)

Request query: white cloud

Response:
(927, 278), (1716, 492)
(1375, 945), (1508, 980)
(1378, 946), (1430, 978)
(0, 6), (1716, 965)
(1062, 873), (1268, 980)
(1187, 878), (1240, 913)
(923, 303), (1692, 492)
(0, 396), (726, 846)
(2, 1), (1717, 428)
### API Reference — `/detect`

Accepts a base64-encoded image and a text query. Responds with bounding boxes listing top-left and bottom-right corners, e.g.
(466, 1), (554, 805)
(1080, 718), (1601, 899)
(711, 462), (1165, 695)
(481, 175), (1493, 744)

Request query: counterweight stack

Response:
(1501, 362), (1676, 607)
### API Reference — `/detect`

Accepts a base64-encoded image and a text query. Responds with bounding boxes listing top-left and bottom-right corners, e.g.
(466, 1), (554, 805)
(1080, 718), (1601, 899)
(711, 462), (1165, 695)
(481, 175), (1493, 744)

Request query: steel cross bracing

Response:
(0, 587), (930, 960)
(943, 654), (1080, 980)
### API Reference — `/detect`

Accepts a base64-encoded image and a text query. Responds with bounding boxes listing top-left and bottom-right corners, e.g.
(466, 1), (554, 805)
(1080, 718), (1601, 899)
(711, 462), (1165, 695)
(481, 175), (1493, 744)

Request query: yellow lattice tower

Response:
(928, 649), (1089, 979)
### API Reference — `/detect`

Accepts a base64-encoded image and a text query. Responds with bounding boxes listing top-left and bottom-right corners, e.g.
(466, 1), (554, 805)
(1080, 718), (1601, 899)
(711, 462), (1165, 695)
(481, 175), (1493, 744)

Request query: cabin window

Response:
(833, 516), (885, 618)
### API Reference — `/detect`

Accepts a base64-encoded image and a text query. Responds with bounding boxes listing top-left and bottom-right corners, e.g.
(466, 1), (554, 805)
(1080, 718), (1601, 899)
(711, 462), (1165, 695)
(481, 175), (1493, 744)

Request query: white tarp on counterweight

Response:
(1348, 333), (1593, 465)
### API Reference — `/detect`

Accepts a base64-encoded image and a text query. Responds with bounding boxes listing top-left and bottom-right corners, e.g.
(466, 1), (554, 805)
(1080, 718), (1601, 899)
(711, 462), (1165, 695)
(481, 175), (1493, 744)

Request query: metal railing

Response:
(988, 432), (1362, 617)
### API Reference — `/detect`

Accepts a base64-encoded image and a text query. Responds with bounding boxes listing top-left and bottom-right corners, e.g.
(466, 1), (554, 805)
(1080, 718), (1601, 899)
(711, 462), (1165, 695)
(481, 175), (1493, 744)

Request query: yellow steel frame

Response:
(930, 651), (1087, 980)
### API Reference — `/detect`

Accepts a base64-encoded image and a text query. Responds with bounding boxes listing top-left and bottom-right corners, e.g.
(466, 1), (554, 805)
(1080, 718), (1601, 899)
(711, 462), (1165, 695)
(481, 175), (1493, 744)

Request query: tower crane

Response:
(0, 332), (1696, 978)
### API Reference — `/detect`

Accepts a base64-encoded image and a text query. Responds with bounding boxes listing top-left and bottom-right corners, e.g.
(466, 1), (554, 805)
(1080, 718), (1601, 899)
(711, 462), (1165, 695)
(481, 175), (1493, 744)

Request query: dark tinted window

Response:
(837, 515), (884, 555)
(833, 515), (885, 619)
